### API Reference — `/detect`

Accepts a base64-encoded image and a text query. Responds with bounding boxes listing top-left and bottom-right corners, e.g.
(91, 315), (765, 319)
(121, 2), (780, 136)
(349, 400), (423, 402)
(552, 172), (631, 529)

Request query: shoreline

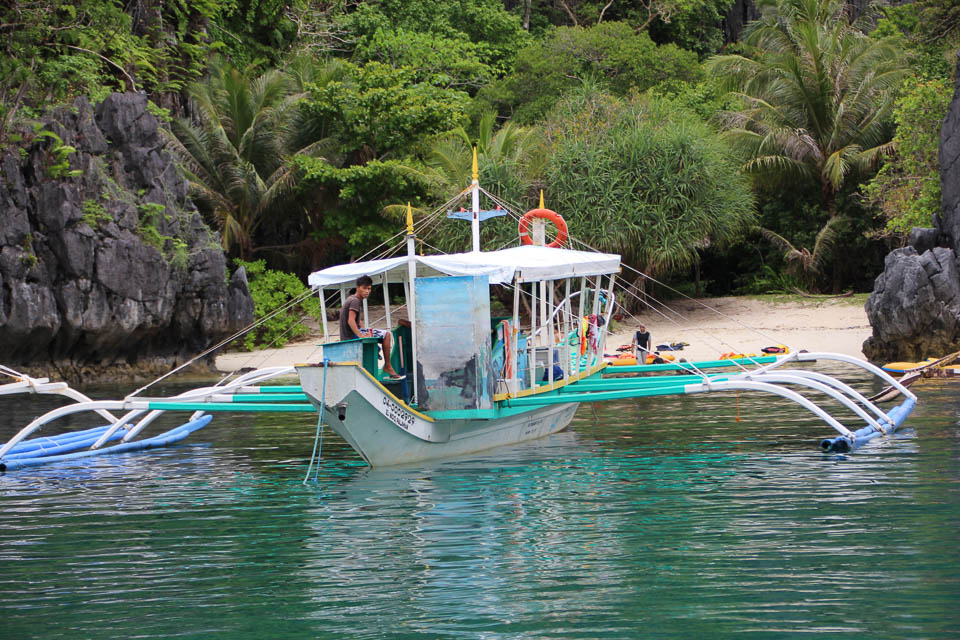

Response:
(216, 295), (873, 373)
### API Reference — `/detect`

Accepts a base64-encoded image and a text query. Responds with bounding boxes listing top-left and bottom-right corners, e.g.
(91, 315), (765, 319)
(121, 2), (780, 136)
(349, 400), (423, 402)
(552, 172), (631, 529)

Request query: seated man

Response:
(340, 275), (403, 379)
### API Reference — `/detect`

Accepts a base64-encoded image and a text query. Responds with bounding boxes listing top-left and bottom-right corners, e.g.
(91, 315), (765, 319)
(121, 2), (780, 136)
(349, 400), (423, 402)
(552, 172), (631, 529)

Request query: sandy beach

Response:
(215, 295), (872, 372)
(606, 295), (872, 362)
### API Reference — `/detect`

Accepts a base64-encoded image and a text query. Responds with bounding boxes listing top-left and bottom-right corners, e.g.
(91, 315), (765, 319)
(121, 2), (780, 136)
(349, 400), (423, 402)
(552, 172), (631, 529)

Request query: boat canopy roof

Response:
(307, 245), (621, 288)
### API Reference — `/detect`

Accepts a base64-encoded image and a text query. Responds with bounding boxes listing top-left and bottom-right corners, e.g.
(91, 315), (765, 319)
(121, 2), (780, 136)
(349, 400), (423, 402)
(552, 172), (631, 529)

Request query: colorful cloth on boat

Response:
(587, 315), (600, 353)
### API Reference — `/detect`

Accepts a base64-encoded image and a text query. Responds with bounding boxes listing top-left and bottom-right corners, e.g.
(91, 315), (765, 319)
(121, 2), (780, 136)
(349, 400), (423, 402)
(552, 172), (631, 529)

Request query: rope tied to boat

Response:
(303, 358), (329, 484)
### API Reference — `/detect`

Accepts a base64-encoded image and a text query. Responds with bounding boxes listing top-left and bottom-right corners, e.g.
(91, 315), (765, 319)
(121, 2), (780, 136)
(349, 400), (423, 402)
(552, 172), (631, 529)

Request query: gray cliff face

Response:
(863, 52), (960, 361)
(938, 53), (960, 255)
(0, 93), (253, 377)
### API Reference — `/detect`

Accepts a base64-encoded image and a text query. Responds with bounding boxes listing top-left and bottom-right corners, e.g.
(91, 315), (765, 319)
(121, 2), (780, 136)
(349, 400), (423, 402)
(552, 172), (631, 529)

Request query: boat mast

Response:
(405, 203), (420, 406)
(471, 147), (481, 252)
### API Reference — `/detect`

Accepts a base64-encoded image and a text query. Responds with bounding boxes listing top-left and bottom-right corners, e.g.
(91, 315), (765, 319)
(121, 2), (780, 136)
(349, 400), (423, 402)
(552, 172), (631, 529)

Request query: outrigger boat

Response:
(0, 160), (919, 470)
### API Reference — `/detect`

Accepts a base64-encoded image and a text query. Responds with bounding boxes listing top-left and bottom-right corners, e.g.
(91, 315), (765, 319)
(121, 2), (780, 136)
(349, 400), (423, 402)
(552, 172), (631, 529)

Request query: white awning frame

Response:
(307, 246), (621, 288)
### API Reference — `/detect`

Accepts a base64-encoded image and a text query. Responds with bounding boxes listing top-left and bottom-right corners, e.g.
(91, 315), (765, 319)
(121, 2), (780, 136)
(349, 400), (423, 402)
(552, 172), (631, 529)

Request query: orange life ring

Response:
(518, 208), (569, 248)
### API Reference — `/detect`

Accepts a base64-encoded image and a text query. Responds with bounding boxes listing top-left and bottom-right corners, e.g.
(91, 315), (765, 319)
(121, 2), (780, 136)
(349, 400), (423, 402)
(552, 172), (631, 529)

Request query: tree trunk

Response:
(625, 273), (648, 314)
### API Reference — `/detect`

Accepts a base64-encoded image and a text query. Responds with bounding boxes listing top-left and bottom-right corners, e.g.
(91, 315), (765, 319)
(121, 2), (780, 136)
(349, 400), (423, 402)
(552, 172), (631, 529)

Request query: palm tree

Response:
(758, 216), (842, 293)
(165, 58), (320, 259)
(706, 0), (909, 288)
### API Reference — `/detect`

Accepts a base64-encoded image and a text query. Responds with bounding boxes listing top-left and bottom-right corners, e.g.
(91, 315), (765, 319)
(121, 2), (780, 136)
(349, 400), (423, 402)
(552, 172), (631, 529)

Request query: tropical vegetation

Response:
(706, 0), (910, 290)
(2, 0), (958, 322)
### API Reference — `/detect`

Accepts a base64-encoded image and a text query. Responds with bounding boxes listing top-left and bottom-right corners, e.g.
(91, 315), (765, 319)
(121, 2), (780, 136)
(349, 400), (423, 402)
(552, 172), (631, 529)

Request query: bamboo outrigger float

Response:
(0, 158), (918, 470)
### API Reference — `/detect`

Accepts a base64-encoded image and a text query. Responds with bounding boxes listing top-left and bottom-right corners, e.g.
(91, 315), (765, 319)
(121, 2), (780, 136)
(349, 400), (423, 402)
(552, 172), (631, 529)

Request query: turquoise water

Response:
(1, 365), (959, 638)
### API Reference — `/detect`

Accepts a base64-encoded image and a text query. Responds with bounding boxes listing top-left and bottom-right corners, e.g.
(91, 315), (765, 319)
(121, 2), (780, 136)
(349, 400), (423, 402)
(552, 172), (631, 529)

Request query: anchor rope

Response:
(303, 358), (329, 484)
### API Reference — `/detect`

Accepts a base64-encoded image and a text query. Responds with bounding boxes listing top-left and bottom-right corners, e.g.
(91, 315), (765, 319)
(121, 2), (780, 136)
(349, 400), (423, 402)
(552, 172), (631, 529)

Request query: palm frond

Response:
(758, 226), (798, 253)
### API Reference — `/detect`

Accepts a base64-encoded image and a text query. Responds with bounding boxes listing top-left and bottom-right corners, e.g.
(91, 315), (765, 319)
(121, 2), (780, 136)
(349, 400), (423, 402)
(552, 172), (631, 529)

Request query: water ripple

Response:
(0, 369), (958, 638)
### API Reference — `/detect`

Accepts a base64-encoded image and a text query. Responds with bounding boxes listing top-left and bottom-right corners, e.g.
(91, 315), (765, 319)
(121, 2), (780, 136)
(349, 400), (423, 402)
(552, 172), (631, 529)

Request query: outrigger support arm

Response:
(753, 352), (918, 402)
(750, 369), (893, 424)
(0, 400), (143, 458)
(687, 379), (855, 438)
(0, 367), (297, 458)
(0, 375), (119, 424)
(747, 373), (885, 431)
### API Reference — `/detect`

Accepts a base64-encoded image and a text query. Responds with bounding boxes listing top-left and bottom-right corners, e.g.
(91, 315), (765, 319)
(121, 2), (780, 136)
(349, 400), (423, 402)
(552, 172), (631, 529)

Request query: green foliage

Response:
(758, 216), (843, 292)
(648, 0), (735, 57)
(20, 253), (38, 269)
(37, 130), (82, 179)
(651, 76), (734, 123)
(334, 0), (529, 74)
(918, 0), (960, 42)
(294, 156), (432, 256)
(136, 203), (170, 252)
(410, 112), (549, 252)
(707, 0), (909, 208)
(873, 3), (953, 80)
(706, 0), (910, 290)
(81, 199), (111, 229)
(476, 21), (701, 124)
(301, 61), (470, 159)
(167, 58), (303, 258)
(543, 89), (756, 281)
(136, 202), (190, 272)
(234, 258), (322, 350)
(145, 101), (171, 123)
(0, 0), (226, 140)
(865, 75), (950, 238)
(353, 27), (495, 90)
(737, 265), (804, 294)
(214, 0), (301, 68)
(169, 238), (190, 272)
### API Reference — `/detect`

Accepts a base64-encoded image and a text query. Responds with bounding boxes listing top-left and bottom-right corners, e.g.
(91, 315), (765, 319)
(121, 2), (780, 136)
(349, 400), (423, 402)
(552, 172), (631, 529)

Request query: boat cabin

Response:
(307, 245), (621, 415)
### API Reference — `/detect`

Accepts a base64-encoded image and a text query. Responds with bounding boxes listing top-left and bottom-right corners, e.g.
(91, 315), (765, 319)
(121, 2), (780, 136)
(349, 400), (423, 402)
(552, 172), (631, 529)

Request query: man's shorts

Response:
(359, 328), (388, 340)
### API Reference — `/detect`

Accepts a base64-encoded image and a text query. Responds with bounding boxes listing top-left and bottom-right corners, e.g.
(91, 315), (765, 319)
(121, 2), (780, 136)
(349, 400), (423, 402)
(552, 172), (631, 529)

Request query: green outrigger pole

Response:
(140, 357), (780, 413)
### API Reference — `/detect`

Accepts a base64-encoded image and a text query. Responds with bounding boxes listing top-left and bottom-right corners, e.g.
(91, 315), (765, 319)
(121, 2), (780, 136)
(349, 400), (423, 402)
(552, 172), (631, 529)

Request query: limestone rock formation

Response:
(0, 93), (253, 379)
(863, 52), (960, 361)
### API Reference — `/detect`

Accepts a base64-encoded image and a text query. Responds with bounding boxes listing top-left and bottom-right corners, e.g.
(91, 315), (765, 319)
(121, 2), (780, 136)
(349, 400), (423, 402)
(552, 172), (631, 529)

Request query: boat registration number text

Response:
(381, 397), (415, 430)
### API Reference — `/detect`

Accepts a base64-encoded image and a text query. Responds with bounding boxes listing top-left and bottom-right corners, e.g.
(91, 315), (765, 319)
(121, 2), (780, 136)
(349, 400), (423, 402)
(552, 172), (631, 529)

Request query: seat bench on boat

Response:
(322, 327), (413, 402)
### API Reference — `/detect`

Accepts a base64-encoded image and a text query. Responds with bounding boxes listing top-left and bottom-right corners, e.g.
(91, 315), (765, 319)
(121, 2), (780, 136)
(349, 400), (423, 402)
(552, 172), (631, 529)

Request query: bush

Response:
(544, 91), (756, 281)
(235, 259), (323, 351)
(864, 75), (950, 238)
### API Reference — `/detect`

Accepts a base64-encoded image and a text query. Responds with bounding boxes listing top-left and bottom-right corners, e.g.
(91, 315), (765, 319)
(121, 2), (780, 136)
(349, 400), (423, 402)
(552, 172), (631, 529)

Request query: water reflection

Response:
(0, 367), (958, 638)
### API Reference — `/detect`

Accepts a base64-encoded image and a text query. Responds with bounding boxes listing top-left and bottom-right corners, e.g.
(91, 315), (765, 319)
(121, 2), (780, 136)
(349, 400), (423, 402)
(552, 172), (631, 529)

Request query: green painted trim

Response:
(238, 385), (304, 393)
(425, 401), (575, 420)
(505, 384), (693, 406)
(228, 393), (309, 402)
(146, 402), (316, 412)
(604, 356), (778, 374)
(562, 374), (730, 392)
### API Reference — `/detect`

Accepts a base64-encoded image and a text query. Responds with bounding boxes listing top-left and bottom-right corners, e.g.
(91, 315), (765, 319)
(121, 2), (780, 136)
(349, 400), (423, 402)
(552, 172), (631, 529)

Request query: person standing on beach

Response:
(632, 324), (651, 364)
(340, 275), (402, 379)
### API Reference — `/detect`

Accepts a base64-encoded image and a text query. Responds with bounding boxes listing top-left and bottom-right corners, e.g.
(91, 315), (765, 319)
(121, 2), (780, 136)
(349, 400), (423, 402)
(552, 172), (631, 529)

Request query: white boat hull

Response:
(297, 363), (578, 466)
